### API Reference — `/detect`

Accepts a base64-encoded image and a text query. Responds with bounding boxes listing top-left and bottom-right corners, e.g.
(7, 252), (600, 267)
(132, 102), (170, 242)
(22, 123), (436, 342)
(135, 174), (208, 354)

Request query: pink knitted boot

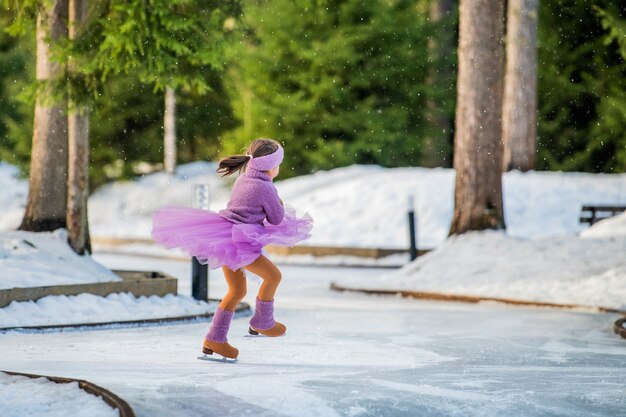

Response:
(248, 298), (286, 337)
(203, 308), (239, 359)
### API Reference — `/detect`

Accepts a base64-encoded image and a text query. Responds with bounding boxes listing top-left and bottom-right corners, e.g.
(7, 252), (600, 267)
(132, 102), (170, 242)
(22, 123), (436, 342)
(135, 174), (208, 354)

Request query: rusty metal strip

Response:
(2, 370), (135, 417)
(329, 282), (626, 314)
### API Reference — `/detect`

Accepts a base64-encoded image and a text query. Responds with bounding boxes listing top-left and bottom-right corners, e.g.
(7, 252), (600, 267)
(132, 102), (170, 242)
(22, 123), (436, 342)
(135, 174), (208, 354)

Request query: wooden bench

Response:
(580, 205), (626, 226)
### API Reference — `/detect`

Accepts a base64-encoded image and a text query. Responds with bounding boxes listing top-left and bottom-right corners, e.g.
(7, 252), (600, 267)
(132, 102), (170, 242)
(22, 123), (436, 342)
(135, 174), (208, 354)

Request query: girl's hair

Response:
(216, 138), (280, 177)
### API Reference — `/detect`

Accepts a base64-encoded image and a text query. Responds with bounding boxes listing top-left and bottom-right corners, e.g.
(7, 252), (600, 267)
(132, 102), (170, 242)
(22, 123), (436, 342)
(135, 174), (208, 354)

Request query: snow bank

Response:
(0, 293), (217, 328)
(3, 162), (626, 248)
(0, 372), (118, 417)
(503, 170), (626, 240)
(347, 231), (626, 310)
(581, 212), (626, 239)
(0, 163), (28, 231)
(89, 161), (232, 239)
(0, 230), (119, 290)
(90, 163), (626, 248)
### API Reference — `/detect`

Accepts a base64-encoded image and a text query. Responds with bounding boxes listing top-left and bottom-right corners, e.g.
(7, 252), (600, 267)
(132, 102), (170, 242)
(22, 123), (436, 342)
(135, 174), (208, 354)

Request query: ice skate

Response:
(202, 339), (239, 359)
(249, 298), (286, 337)
(201, 308), (238, 360)
(248, 321), (286, 337)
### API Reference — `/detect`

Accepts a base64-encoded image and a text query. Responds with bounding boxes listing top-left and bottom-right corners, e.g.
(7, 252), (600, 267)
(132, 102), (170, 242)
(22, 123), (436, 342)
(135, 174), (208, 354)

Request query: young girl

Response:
(152, 138), (312, 360)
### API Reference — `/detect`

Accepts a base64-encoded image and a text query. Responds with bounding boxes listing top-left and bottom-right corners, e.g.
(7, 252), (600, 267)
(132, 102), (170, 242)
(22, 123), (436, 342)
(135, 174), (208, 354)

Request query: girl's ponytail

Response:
(217, 138), (280, 177)
(217, 155), (250, 177)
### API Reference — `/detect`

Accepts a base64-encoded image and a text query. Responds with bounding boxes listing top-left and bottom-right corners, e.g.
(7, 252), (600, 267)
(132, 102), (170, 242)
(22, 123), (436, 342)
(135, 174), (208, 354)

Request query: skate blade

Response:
(197, 354), (238, 363)
(246, 327), (286, 338)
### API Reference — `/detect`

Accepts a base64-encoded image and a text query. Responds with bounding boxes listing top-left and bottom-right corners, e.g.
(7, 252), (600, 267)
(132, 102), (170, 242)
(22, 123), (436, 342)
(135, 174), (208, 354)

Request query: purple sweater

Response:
(219, 168), (285, 225)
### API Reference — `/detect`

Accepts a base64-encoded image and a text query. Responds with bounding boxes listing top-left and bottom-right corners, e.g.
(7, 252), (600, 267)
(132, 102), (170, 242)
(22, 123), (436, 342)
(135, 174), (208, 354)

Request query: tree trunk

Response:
(422, 0), (456, 168)
(502, 0), (538, 172)
(20, 0), (69, 232)
(450, 0), (506, 234)
(164, 87), (177, 175)
(67, 0), (91, 254)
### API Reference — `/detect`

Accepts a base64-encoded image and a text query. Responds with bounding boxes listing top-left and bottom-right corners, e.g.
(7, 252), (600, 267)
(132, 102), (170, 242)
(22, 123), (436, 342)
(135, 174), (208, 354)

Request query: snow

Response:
(2, 162), (626, 249)
(0, 163), (28, 232)
(0, 372), (118, 417)
(0, 293), (217, 329)
(87, 163), (626, 249)
(0, 230), (120, 290)
(581, 212), (626, 239)
(88, 161), (232, 239)
(343, 231), (626, 311)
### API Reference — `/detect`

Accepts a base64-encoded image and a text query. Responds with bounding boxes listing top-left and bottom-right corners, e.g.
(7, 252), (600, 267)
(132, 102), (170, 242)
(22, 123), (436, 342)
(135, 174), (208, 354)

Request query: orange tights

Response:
(218, 255), (282, 312)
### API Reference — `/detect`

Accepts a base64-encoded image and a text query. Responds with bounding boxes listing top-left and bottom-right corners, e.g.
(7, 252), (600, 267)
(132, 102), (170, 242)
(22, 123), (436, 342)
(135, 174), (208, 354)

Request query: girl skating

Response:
(152, 138), (312, 360)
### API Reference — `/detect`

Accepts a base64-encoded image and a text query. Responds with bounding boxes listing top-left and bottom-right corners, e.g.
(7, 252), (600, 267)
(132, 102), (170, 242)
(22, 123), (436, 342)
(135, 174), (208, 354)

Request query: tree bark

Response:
(164, 87), (177, 175)
(502, 0), (538, 172)
(66, 0), (91, 254)
(422, 0), (456, 168)
(450, 0), (506, 234)
(20, 0), (69, 232)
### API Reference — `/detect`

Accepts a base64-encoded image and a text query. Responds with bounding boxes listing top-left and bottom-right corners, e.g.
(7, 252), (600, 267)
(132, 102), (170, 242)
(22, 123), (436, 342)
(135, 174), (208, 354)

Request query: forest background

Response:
(0, 0), (625, 188)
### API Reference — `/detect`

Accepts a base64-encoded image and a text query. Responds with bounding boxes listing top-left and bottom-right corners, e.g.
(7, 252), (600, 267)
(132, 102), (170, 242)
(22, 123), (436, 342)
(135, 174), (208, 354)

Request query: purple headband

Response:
(247, 145), (284, 171)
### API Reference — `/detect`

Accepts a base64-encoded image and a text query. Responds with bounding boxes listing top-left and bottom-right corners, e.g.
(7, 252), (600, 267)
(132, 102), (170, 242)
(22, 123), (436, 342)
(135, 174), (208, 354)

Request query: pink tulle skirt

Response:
(151, 205), (313, 271)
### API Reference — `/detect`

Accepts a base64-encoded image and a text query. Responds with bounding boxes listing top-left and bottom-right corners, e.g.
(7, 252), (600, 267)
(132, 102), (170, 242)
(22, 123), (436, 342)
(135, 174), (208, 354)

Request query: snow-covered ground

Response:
(339, 229), (626, 311)
(1, 255), (624, 417)
(0, 293), (217, 329)
(0, 372), (118, 417)
(0, 230), (119, 289)
(86, 163), (626, 248)
(2, 162), (626, 248)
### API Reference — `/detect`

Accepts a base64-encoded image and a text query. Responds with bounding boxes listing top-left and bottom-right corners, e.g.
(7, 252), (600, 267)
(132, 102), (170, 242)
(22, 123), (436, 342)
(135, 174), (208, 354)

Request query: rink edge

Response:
(0, 300), (250, 333)
(329, 282), (626, 314)
(2, 370), (135, 417)
(614, 318), (626, 339)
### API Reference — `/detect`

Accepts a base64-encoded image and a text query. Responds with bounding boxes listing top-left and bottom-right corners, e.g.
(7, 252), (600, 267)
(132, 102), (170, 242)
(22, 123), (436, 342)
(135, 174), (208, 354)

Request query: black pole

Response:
(192, 257), (208, 301)
(191, 184), (210, 301)
(408, 210), (418, 261)
(407, 195), (418, 261)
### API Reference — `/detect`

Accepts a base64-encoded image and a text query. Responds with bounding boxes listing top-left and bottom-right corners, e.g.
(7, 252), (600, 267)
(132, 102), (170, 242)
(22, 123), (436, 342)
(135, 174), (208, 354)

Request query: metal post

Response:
(192, 184), (210, 301)
(408, 195), (418, 261)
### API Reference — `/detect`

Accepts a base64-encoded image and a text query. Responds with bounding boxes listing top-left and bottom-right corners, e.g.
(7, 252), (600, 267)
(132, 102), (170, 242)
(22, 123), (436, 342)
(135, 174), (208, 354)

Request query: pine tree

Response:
(450, 0), (506, 234)
(223, 0), (439, 176)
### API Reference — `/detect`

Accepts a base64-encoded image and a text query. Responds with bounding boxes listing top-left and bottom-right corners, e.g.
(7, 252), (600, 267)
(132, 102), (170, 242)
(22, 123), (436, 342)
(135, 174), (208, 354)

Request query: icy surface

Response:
(347, 231), (626, 310)
(0, 293), (217, 328)
(0, 372), (118, 417)
(0, 255), (624, 417)
(0, 230), (119, 290)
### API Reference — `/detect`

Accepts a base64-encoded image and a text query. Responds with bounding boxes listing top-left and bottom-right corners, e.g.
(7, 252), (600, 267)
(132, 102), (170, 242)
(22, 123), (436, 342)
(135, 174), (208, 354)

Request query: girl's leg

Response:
(245, 255), (282, 301)
(245, 255), (286, 336)
(219, 266), (247, 310)
(203, 267), (247, 359)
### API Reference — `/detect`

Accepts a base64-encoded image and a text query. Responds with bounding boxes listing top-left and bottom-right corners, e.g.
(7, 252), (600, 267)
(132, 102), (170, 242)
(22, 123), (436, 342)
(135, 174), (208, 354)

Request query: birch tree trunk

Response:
(67, 0), (91, 254)
(164, 87), (177, 175)
(450, 0), (506, 234)
(502, 0), (539, 172)
(19, 0), (69, 232)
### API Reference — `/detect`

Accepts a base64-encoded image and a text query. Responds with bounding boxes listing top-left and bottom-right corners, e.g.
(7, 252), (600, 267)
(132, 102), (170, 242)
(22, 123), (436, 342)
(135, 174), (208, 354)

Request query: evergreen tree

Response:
(223, 0), (442, 176)
(0, 11), (33, 170)
(537, 0), (626, 173)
